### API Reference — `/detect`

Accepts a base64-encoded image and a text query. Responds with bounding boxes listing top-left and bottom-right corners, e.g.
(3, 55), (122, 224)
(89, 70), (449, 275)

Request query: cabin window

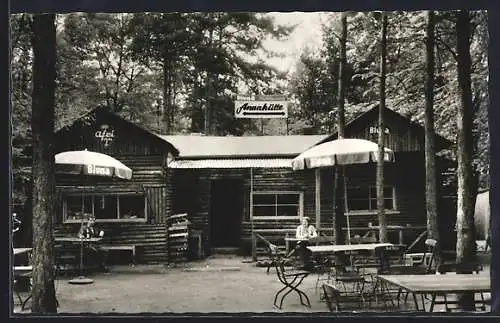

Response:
(63, 193), (147, 223)
(347, 185), (396, 212)
(251, 191), (303, 220)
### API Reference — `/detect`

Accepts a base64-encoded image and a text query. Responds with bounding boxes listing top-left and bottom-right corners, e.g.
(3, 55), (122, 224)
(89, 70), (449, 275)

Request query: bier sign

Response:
(234, 95), (288, 119)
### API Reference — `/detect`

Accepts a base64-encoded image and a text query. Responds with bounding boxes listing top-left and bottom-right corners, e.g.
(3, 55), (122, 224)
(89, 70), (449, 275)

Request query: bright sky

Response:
(263, 12), (332, 75)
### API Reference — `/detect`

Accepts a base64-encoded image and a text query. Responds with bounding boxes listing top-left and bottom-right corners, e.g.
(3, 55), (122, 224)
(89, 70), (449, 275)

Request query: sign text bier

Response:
(234, 99), (288, 119)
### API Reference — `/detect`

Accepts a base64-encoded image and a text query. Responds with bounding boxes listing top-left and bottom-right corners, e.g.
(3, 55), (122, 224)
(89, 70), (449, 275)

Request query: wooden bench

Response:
(101, 245), (138, 265)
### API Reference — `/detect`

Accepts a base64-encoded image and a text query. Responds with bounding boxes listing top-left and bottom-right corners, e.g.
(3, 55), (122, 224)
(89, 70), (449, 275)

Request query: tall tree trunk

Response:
(455, 10), (478, 311)
(204, 27), (215, 135)
(337, 12), (347, 139)
(205, 74), (213, 135)
(424, 10), (442, 267)
(190, 82), (204, 133)
(377, 12), (388, 243)
(30, 13), (58, 313)
(162, 54), (173, 135)
(334, 12), (348, 246)
(489, 8), (500, 312)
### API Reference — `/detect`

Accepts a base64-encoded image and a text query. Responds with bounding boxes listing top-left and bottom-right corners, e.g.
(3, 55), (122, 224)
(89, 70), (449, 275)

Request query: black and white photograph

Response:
(10, 8), (494, 315)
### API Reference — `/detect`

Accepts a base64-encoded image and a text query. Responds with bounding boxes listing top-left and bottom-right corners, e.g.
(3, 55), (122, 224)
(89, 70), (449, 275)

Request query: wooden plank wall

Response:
(345, 111), (424, 152)
(54, 153), (170, 264)
(172, 167), (318, 256)
(170, 154), (450, 257)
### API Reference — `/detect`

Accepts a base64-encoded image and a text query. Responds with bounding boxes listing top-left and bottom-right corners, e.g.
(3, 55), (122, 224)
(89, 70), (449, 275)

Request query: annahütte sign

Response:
(234, 99), (288, 119)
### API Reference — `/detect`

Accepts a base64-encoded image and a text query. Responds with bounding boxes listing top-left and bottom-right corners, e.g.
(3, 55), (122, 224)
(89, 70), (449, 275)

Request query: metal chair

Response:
(268, 243), (311, 310)
(322, 281), (366, 312)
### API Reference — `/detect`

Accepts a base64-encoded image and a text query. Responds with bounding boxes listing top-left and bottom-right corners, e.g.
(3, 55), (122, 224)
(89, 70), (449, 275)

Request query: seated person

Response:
(296, 217), (318, 240)
(294, 217), (317, 270)
(78, 215), (98, 239)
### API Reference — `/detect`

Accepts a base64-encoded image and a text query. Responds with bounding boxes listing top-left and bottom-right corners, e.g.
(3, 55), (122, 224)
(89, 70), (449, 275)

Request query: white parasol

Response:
(55, 149), (132, 180)
(55, 149), (133, 284)
(292, 138), (395, 244)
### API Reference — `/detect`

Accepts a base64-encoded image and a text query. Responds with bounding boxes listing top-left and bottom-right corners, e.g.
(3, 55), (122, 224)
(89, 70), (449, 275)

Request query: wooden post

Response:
(285, 232), (290, 254)
(250, 168), (256, 261)
(315, 169), (321, 232)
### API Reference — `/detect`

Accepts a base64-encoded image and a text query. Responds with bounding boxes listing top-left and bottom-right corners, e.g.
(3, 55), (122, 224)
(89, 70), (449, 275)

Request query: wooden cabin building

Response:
(53, 105), (455, 264)
(54, 107), (179, 264)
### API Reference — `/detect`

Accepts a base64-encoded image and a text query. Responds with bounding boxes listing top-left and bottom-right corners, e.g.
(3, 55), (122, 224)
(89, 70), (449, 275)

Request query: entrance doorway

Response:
(210, 179), (244, 247)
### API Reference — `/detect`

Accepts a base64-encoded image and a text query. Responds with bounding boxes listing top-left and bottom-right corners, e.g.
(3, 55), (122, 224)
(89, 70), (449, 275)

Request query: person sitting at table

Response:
(296, 217), (318, 240)
(295, 217), (317, 270)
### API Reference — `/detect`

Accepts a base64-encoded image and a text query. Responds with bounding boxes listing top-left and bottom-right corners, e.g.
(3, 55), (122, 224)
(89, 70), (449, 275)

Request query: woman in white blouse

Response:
(296, 217), (318, 240)
(295, 217), (317, 269)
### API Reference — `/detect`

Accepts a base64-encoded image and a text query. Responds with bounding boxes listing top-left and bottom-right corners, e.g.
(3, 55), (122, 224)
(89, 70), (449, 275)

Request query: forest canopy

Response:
(10, 11), (489, 205)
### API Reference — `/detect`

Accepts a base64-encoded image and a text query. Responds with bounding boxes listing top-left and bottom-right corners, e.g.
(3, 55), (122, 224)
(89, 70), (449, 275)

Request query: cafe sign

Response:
(234, 95), (288, 119)
(95, 124), (115, 147)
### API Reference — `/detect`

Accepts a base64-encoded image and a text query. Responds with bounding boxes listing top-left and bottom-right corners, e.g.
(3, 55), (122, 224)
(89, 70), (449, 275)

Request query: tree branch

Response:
(435, 35), (458, 61)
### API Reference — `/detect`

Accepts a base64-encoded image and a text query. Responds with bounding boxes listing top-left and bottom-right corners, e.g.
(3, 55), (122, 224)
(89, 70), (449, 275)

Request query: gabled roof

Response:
(158, 135), (329, 159)
(55, 107), (179, 155)
(318, 104), (454, 150)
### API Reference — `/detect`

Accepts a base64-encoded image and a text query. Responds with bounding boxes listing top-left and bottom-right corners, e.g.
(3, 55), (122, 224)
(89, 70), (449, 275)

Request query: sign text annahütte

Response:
(234, 100), (288, 119)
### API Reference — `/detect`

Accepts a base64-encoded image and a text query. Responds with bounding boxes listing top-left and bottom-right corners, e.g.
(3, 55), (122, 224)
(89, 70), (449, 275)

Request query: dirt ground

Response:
(12, 255), (491, 315)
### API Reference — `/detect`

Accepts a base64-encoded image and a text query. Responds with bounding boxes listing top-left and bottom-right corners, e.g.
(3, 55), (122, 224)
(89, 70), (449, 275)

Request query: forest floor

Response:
(12, 255), (491, 315)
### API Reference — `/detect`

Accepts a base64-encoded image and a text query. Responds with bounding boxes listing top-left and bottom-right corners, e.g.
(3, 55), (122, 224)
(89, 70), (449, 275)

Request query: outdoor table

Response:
(14, 247), (32, 256)
(342, 225), (427, 245)
(54, 237), (103, 243)
(307, 243), (393, 255)
(376, 273), (491, 312)
(54, 236), (104, 271)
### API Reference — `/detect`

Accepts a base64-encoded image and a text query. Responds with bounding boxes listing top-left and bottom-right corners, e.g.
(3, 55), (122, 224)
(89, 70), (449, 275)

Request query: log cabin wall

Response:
(170, 153), (448, 256)
(336, 106), (451, 153)
(54, 108), (177, 264)
(315, 154), (427, 246)
(172, 167), (319, 256)
(318, 106), (455, 248)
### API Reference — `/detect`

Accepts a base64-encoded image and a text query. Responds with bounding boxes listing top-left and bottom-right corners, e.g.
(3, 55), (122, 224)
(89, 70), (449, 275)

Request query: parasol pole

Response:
(80, 176), (85, 275)
(69, 171), (94, 284)
(332, 167), (337, 243)
(250, 167), (256, 262)
(343, 166), (351, 245)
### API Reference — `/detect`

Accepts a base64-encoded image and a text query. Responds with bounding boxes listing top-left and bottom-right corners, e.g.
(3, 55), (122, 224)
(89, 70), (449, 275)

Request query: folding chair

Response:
(255, 233), (284, 274)
(328, 250), (372, 308)
(311, 256), (335, 294)
(269, 243), (311, 310)
(322, 282), (365, 312)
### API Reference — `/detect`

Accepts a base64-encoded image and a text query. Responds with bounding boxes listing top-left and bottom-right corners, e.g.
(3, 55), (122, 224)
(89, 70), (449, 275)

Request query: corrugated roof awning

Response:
(168, 158), (293, 169)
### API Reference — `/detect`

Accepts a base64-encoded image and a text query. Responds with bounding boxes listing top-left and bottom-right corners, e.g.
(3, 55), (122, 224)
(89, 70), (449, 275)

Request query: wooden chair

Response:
(267, 243), (311, 310)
